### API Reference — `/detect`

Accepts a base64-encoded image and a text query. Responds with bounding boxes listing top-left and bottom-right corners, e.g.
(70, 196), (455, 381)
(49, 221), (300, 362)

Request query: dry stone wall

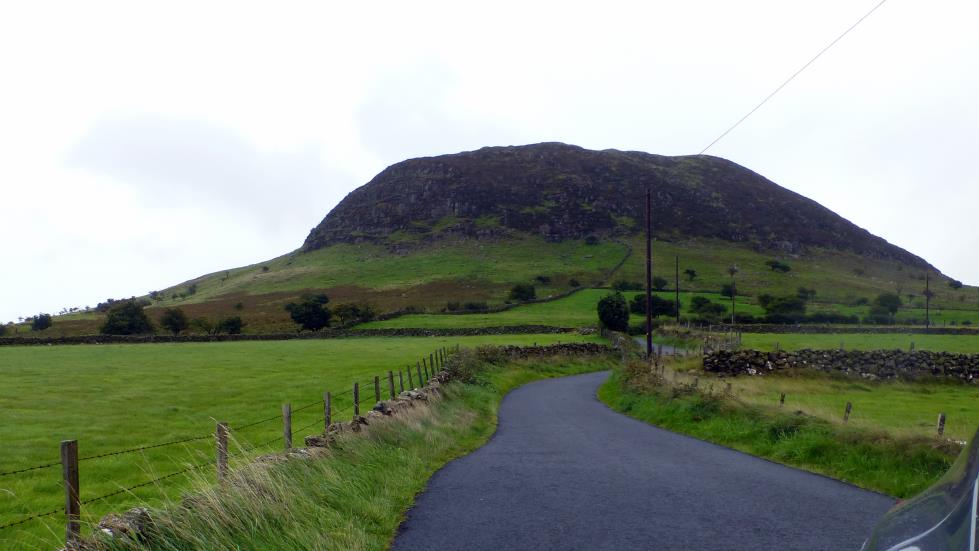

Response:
(704, 349), (979, 382)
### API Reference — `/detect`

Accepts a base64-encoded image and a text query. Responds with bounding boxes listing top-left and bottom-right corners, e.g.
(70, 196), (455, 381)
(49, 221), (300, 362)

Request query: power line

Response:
(698, 0), (889, 155)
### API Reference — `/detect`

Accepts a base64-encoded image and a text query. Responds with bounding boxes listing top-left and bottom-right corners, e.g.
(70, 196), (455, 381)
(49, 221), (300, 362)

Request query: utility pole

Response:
(645, 186), (653, 358)
(675, 255), (680, 325)
(728, 265), (738, 326)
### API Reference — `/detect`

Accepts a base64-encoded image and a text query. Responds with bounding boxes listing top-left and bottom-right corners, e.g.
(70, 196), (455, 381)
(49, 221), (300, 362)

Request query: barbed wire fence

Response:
(0, 345), (454, 548)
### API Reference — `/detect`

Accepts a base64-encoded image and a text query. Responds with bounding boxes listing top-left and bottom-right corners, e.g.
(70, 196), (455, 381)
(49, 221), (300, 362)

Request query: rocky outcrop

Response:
(303, 142), (932, 268)
(704, 349), (979, 382)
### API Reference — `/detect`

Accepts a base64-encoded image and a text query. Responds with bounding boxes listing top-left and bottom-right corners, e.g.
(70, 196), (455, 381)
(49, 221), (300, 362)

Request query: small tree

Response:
(689, 296), (726, 319)
(683, 269), (697, 282)
(285, 294), (332, 331)
(0, 323), (7, 337)
(597, 293), (629, 332)
(31, 313), (53, 331)
(509, 284), (536, 302)
(652, 276), (668, 291)
(333, 302), (377, 325)
(629, 294), (678, 318)
(569, 278), (580, 288)
(160, 308), (189, 335)
(216, 316), (244, 334)
(720, 283), (737, 298)
(797, 287), (817, 303)
(873, 292), (902, 315)
(765, 260), (791, 273)
(100, 301), (153, 335)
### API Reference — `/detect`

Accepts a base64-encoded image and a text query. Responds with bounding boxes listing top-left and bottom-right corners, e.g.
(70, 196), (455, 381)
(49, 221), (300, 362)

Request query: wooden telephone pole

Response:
(645, 187), (653, 358)
(675, 256), (680, 324)
(925, 273), (931, 328)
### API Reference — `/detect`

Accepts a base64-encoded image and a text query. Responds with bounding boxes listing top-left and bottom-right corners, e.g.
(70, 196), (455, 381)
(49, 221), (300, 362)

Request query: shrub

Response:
(762, 295), (807, 318)
(445, 301), (461, 312)
(535, 275), (551, 284)
(31, 313), (53, 331)
(333, 302), (377, 325)
(0, 324), (5, 337)
(569, 279), (580, 288)
(160, 308), (189, 335)
(612, 280), (643, 292)
(689, 296), (726, 318)
(720, 283), (737, 298)
(100, 300), (153, 335)
(873, 292), (902, 315)
(629, 294), (678, 318)
(765, 260), (791, 273)
(216, 316), (244, 335)
(509, 284), (536, 302)
(597, 293), (629, 332)
(186, 283), (198, 296)
(463, 301), (488, 311)
(797, 287), (817, 302)
(285, 294), (332, 331)
(684, 269), (697, 282)
(652, 276), (668, 291)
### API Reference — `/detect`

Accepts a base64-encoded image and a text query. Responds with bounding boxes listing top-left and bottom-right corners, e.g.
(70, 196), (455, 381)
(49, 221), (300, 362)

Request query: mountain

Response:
(304, 143), (929, 268)
(31, 143), (974, 336)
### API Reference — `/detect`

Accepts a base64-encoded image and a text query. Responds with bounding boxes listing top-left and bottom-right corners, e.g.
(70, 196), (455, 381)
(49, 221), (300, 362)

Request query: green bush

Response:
(160, 308), (189, 335)
(629, 294), (678, 318)
(509, 284), (536, 302)
(285, 294), (332, 331)
(100, 301), (153, 335)
(216, 316), (245, 334)
(597, 292), (629, 332)
(31, 313), (52, 332)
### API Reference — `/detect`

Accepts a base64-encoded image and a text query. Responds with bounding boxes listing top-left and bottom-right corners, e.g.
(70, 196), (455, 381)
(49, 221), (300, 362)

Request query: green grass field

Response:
(360, 289), (759, 329)
(0, 334), (600, 549)
(739, 332), (979, 353)
(719, 371), (979, 441)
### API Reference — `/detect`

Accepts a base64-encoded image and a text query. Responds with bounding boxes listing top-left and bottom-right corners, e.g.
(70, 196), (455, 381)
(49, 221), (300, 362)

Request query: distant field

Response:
(714, 371), (979, 441)
(360, 288), (761, 330)
(739, 333), (979, 353)
(0, 333), (600, 549)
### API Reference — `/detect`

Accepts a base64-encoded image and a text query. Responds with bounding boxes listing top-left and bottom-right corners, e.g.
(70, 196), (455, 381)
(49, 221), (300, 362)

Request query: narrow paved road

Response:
(392, 371), (894, 551)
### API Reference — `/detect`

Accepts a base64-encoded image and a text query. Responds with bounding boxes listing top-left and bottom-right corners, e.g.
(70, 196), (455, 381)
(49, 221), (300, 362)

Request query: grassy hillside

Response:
(0, 333), (600, 549)
(16, 232), (979, 338)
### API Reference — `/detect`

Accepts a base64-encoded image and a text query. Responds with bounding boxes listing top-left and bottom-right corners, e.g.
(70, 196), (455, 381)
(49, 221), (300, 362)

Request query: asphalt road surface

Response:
(391, 371), (895, 551)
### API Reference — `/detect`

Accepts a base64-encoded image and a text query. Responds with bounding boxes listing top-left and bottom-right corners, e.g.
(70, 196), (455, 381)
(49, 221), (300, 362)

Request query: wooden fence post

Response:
(407, 365), (414, 389)
(938, 413), (946, 436)
(216, 422), (228, 482)
(354, 382), (360, 418)
(416, 362), (423, 387)
(282, 403), (292, 449)
(388, 371), (395, 400)
(61, 439), (80, 546)
(374, 376), (381, 403)
(399, 370), (404, 393)
(324, 392), (332, 430)
(779, 393), (785, 407)
(843, 402), (852, 423)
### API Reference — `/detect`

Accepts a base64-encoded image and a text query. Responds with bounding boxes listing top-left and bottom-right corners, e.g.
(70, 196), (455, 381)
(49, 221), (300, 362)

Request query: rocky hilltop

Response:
(303, 142), (928, 267)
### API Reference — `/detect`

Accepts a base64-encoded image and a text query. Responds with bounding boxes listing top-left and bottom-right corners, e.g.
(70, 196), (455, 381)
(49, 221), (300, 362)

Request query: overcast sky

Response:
(2, 1), (977, 324)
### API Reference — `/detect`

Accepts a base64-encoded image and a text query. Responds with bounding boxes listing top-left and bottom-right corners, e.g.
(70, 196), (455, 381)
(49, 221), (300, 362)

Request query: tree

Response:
(629, 294), (678, 318)
(160, 307), (189, 335)
(191, 317), (215, 335)
(797, 287), (817, 303)
(720, 283), (737, 298)
(216, 316), (244, 334)
(950, 279), (964, 290)
(761, 295), (807, 318)
(873, 292), (902, 315)
(333, 302), (378, 325)
(509, 284), (536, 302)
(285, 294), (332, 331)
(0, 324), (7, 337)
(597, 293), (629, 332)
(765, 260), (791, 273)
(652, 276), (668, 291)
(612, 280), (642, 291)
(100, 300), (153, 335)
(689, 296), (726, 318)
(684, 269), (697, 282)
(31, 313), (53, 331)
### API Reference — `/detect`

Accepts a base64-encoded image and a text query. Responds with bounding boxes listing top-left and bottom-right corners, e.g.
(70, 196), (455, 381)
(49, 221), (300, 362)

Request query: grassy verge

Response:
(597, 361), (958, 498)
(98, 353), (614, 551)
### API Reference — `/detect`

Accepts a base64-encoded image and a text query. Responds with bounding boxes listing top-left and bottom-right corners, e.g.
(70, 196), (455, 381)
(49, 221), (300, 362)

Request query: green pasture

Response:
(0, 333), (599, 549)
(740, 333), (979, 354)
(359, 288), (757, 329)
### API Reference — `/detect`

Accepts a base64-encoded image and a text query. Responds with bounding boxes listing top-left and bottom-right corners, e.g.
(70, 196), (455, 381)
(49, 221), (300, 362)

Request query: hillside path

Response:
(391, 371), (895, 551)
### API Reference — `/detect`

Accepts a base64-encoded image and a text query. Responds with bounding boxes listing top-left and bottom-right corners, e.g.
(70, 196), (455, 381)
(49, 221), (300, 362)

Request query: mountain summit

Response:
(303, 142), (927, 267)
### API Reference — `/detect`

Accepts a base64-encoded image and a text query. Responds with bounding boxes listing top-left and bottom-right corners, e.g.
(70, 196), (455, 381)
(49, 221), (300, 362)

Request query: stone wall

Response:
(0, 325), (576, 347)
(703, 349), (979, 382)
(711, 324), (979, 336)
